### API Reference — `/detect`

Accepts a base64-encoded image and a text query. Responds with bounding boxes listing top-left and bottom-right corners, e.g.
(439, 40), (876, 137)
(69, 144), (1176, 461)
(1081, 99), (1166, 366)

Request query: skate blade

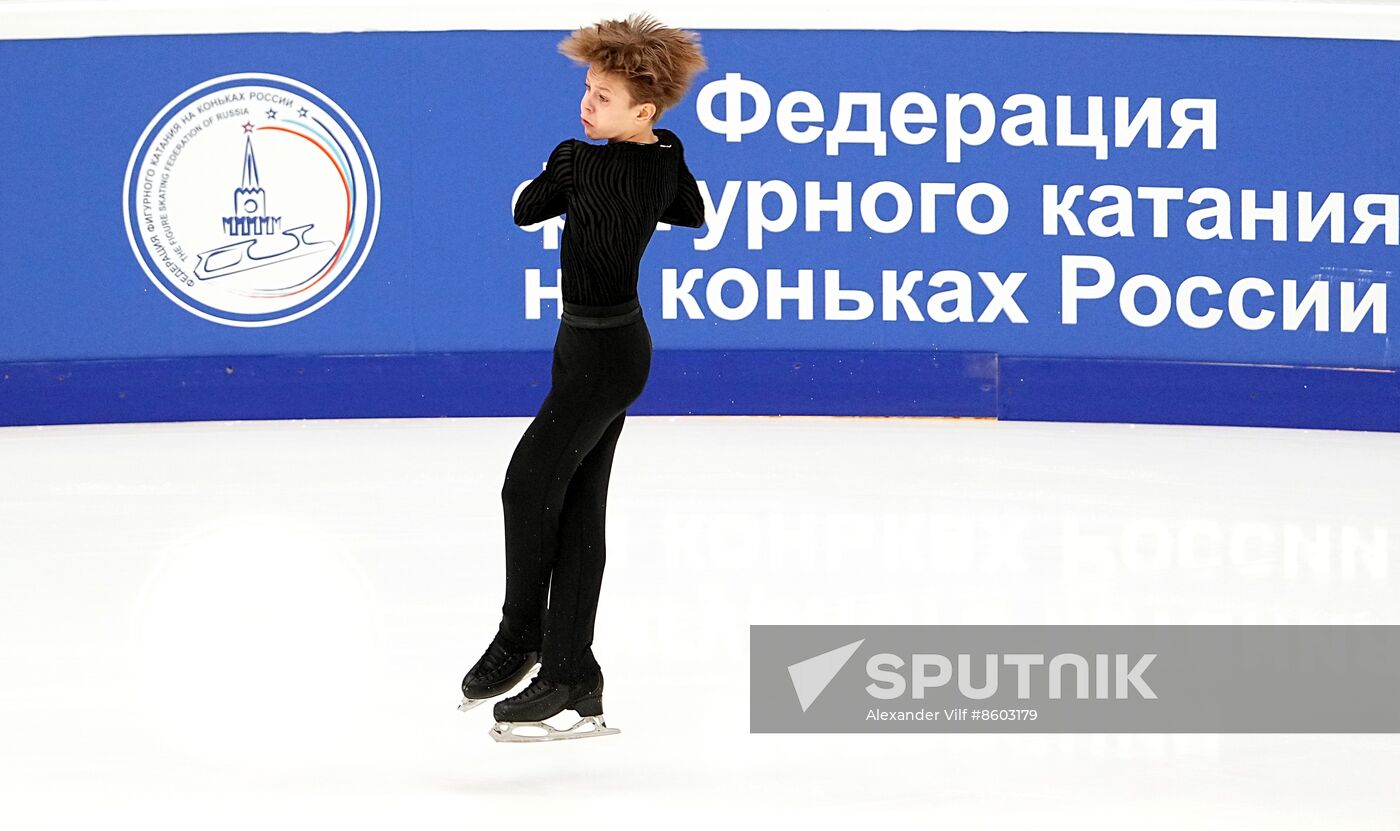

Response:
(489, 715), (620, 743)
(458, 665), (540, 713)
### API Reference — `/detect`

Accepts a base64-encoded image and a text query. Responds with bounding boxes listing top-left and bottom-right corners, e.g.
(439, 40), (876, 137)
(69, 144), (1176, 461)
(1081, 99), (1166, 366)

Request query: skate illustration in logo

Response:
(193, 135), (338, 282)
(124, 73), (380, 326)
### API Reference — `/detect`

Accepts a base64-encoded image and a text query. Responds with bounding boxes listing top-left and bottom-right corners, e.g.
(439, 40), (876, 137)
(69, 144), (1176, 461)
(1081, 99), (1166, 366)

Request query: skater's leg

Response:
(539, 409), (627, 682)
(495, 320), (632, 649)
(494, 312), (649, 667)
(497, 368), (629, 649)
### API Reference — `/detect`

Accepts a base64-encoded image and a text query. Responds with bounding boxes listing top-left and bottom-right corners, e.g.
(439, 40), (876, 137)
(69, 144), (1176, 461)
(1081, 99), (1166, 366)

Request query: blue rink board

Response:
(4, 29), (1400, 434)
(2, 352), (1395, 433)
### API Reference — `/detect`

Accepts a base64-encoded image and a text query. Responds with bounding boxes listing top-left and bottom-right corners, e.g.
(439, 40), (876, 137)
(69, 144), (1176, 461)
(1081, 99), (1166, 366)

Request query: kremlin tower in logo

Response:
(225, 136), (280, 237)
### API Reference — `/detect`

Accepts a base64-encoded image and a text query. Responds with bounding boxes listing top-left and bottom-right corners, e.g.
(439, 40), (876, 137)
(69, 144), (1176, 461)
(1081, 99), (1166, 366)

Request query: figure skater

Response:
(458, 13), (707, 742)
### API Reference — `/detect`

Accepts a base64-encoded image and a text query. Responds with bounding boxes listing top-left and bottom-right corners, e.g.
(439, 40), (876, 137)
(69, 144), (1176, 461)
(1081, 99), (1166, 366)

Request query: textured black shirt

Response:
(513, 127), (706, 307)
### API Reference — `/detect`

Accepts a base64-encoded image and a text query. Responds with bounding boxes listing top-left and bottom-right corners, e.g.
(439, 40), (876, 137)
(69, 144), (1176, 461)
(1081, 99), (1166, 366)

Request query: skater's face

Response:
(580, 66), (655, 142)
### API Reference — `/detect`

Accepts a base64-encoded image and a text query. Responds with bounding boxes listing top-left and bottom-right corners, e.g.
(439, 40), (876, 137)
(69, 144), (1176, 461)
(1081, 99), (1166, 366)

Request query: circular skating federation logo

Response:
(123, 73), (380, 326)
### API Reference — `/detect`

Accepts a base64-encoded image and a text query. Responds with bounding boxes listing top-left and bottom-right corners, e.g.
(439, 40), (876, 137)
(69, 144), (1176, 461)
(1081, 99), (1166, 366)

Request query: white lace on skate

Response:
(489, 714), (620, 743)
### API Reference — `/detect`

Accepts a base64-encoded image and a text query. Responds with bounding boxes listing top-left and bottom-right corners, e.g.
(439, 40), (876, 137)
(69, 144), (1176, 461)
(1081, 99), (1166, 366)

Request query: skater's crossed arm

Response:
(659, 139), (705, 229)
(513, 139), (575, 226)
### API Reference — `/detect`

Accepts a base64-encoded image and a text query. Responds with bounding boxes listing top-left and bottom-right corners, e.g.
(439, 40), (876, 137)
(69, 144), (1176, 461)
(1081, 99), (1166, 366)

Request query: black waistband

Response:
(561, 297), (642, 329)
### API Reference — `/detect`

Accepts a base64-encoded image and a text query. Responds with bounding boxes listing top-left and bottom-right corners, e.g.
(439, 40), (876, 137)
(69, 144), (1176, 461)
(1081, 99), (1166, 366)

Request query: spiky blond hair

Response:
(558, 13), (707, 124)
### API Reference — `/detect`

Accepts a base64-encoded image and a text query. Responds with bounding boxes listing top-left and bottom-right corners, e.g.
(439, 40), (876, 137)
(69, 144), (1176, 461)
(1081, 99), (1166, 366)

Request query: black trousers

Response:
(497, 297), (652, 684)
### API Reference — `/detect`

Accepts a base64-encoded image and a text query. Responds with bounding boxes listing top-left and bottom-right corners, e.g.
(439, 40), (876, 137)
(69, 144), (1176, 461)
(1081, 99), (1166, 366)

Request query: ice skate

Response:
(459, 631), (541, 713)
(489, 670), (620, 742)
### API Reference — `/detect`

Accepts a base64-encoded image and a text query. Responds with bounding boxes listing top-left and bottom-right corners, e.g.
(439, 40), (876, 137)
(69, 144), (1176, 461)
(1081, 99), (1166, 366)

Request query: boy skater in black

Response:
(459, 13), (707, 742)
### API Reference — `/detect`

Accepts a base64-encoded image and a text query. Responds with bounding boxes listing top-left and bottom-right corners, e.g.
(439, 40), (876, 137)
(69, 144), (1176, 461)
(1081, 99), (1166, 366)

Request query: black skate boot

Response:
(458, 631), (541, 713)
(488, 669), (620, 742)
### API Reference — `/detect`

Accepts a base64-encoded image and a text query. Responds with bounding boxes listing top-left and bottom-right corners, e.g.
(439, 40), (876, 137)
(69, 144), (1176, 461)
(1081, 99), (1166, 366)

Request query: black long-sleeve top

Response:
(512, 126), (706, 307)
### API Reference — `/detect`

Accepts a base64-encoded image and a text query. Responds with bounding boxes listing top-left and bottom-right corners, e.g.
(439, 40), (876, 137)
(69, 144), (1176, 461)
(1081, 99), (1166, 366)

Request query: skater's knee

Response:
(502, 475), (563, 515)
(501, 476), (535, 509)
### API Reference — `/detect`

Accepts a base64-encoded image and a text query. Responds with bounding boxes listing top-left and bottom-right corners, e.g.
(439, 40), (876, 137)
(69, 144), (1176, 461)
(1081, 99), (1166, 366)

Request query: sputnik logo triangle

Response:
(787, 638), (865, 712)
